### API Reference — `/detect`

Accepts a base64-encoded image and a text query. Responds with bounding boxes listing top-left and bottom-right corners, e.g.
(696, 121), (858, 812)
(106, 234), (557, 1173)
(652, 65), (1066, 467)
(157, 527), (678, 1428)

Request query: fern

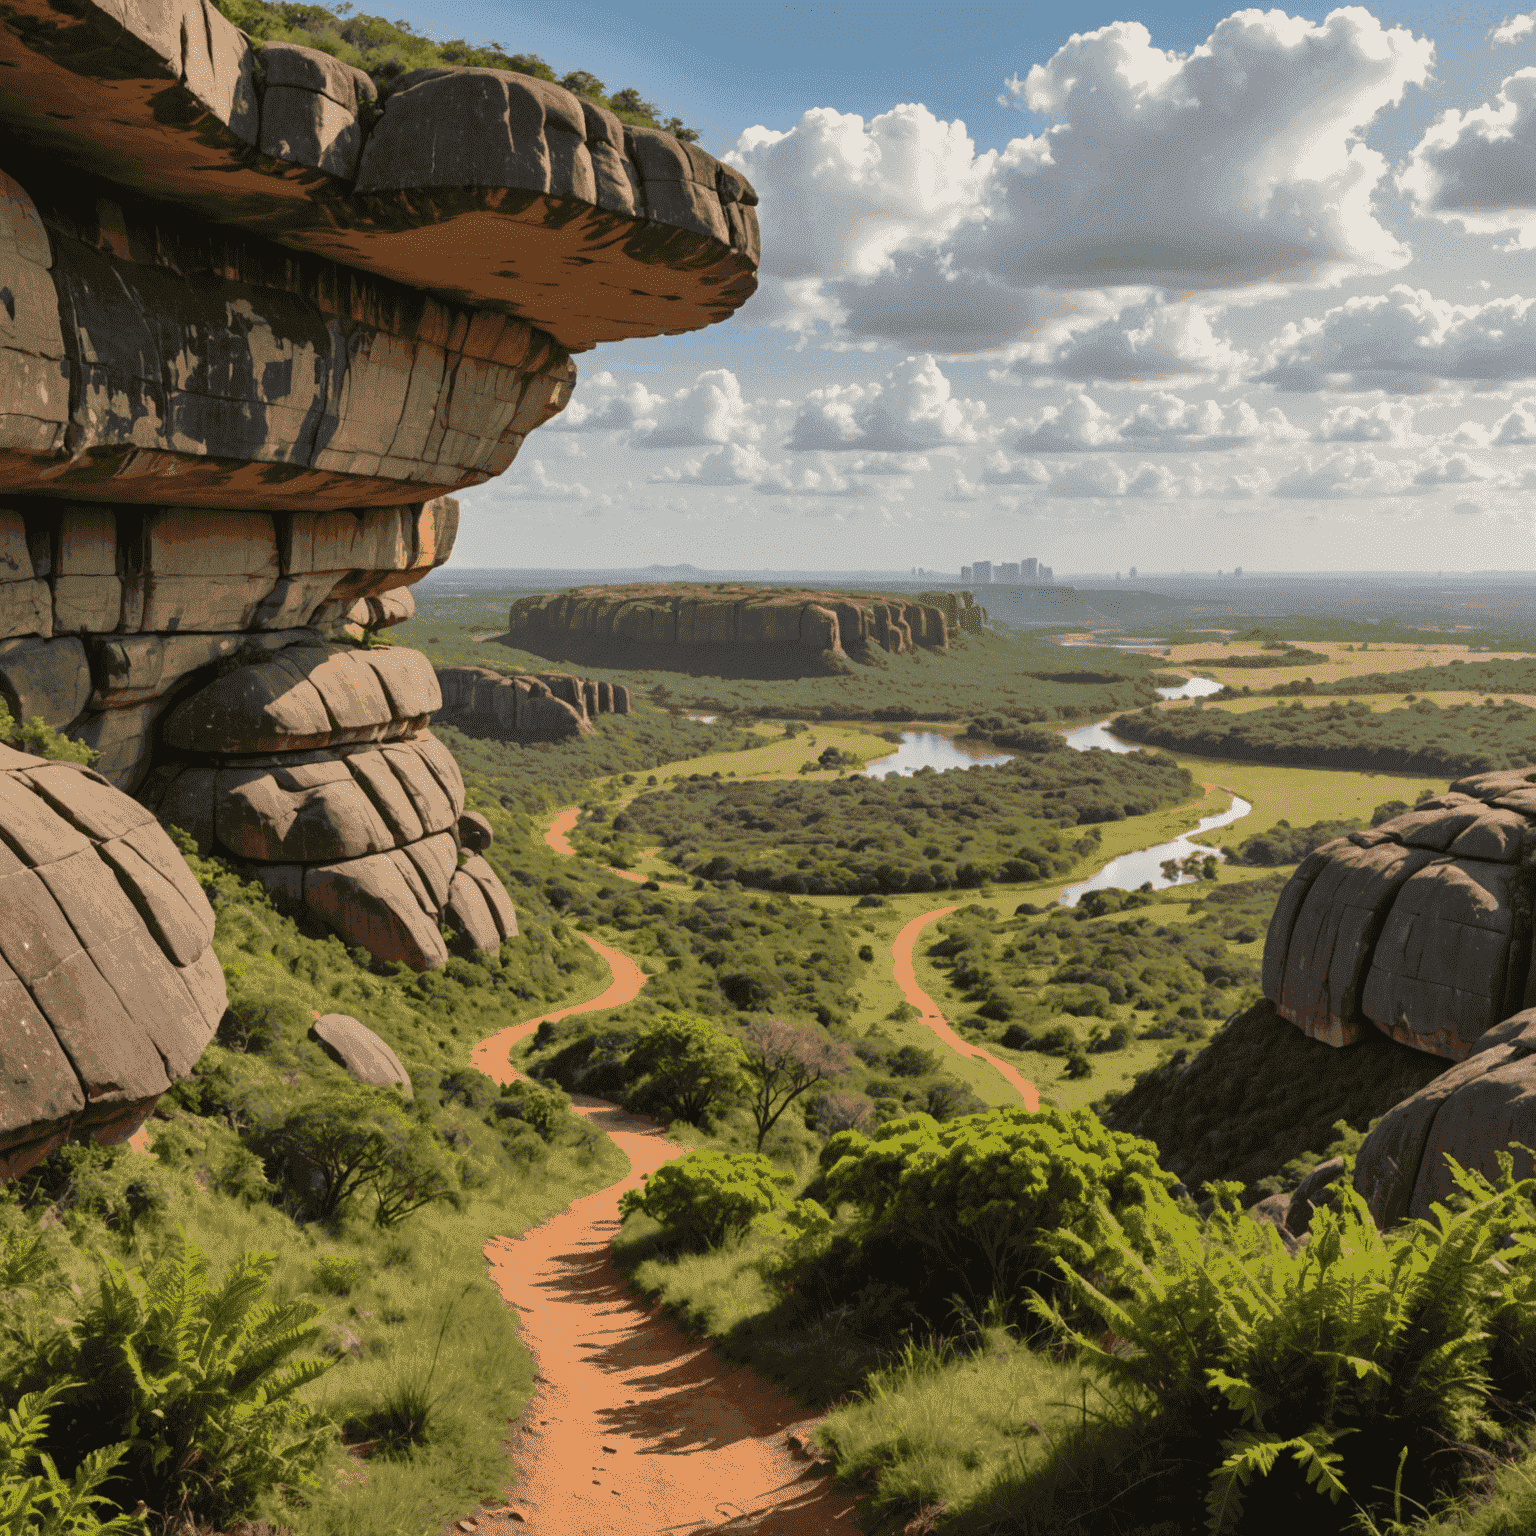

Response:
(0, 1385), (144, 1536)
(9, 1232), (333, 1524)
(1034, 1161), (1536, 1529)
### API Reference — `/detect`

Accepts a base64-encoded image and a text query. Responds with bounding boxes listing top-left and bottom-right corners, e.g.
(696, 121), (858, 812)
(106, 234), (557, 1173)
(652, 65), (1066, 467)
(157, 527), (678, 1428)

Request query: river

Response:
(855, 677), (1250, 901)
(860, 731), (1015, 777)
(1058, 674), (1250, 903)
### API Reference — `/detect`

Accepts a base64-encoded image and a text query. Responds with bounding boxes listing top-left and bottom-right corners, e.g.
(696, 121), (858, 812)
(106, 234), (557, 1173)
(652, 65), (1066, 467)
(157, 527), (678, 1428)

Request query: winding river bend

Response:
(1059, 675), (1250, 904)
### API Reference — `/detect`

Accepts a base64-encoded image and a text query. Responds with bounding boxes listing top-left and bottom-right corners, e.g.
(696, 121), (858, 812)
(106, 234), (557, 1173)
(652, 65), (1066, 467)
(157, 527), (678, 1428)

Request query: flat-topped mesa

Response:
(1261, 772), (1536, 1062)
(436, 666), (631, 742)
(0, 2), (759, 353)
(506, 585), (952, 673)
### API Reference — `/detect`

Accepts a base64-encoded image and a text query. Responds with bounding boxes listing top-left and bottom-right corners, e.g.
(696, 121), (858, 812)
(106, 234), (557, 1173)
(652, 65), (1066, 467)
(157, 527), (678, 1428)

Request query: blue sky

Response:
(397, 1), (1536, 574)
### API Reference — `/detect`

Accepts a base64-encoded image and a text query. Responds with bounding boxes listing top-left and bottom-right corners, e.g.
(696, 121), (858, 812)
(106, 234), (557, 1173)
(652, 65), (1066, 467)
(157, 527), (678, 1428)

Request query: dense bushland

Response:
(613, 745), (1195, 894)
(1113, 696), (1536, 773)
(923, 886), (1268, 1065)
(1268, 655), (1536, 697)
(1183, 644), (1330, 668)
(435, 708), (757, 818)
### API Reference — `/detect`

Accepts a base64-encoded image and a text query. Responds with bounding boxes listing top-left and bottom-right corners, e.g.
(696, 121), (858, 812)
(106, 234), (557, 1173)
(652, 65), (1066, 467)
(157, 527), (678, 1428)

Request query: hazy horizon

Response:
(391, 0), (1536, 575)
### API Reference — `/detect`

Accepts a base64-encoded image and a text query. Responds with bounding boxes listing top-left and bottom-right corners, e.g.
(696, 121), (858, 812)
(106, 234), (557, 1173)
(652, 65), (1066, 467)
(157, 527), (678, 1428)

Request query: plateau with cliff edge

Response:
(501, 584), (987, 676)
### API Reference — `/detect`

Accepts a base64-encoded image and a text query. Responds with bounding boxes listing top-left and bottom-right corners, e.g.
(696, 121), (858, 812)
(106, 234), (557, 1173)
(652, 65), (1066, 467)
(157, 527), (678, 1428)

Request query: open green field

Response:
(1164, 638), (1531, 691)
(1166, 688), (1536, 713)
(592, 718), (903, 787)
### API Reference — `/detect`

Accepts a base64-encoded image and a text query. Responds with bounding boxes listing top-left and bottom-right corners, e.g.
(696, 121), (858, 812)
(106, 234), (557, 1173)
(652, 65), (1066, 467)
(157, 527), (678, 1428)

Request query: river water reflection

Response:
(860, 731), (1014, 778)
(1057, 674), (1252, 903)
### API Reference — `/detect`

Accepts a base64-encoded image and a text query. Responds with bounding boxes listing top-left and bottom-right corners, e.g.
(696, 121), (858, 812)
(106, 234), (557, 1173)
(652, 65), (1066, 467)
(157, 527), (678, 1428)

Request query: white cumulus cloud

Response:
(728, 8), (1432, 349)
(1315, 401), (1417, 441)
(1401, 68), (1536, 246)
(1005, 299), (1248, 385)
(1455, 399), (1536, 445)
(1255, 286), (1536, 392)
(1011, 390), (1300, 452)
(1492, 14), (1536, 45)
(784, 355), (992, 451)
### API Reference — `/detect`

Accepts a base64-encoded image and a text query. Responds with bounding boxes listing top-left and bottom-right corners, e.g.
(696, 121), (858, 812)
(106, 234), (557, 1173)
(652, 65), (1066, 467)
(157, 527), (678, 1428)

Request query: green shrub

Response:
(620, 1150), (786, 1248)
(264, 1088), (458, 1226)
(0, 706), (98, 766)
(5, 1232), (332, 1526)
(819, 1107), (1177, 1312)
(1036, 1166), (1536, 1534)
(626, 1013), (745, 1127)
(311, 1256), (366, 1296)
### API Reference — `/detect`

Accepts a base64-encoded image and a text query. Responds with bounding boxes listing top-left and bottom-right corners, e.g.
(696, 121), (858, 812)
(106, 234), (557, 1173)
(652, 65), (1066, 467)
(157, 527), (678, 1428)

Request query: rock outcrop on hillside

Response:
(504, 584), (954, 674)
(436, 665), (631, 742)
(0, 744), (225, 1179)
(1263, 774), (1536, 1061)
(0, 2), (759, 1171)
(0, 4), (758, 352)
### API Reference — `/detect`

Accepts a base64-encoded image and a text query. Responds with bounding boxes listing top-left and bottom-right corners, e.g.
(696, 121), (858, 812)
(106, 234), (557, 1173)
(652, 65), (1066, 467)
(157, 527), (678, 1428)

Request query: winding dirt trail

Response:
(470, 934), (858, 1533)
(543, 804), (581, 856)
(892, 907), (1040, 1112)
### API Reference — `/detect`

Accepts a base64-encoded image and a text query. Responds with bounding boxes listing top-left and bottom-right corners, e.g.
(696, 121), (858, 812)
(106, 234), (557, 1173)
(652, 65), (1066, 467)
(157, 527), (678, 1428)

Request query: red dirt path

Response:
(470, 934), (858, 1533)
(892, 907), (1040, 1112)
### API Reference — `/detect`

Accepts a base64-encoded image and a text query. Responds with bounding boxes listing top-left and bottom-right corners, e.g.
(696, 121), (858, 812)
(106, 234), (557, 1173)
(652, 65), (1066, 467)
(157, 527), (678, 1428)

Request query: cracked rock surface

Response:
(1264, 777), (1536, 1061)
(0, 745), (225, 1179)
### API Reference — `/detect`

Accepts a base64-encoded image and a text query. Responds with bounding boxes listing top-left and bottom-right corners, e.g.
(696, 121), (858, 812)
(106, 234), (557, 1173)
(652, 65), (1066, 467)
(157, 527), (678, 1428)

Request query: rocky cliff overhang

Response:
(0, 0), (759, 352)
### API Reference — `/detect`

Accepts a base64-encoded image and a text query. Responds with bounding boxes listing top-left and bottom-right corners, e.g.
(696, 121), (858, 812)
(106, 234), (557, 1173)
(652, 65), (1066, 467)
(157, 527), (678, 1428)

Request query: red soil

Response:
(470, 935), (858, 1532)
(892, 907), (1040, 1112)
(543, 804), (581, 857)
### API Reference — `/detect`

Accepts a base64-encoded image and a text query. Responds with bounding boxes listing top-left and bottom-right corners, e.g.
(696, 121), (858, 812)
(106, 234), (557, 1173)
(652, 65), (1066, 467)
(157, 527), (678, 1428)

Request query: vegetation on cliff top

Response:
(212, 0), (699, 138)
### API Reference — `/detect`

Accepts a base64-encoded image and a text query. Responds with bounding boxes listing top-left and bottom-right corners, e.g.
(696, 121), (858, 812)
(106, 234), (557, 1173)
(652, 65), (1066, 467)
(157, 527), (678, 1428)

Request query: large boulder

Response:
(0, 744), (225, 1180)
(308, 1013), (411, 1094)
(1262, 785), (1536, 1060)
(1355, 1009), (1536, 1226)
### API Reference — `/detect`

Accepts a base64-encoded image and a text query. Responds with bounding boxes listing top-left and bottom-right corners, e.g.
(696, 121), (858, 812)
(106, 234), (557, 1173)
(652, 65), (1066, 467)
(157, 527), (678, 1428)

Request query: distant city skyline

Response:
(409, 0), (1536, 573)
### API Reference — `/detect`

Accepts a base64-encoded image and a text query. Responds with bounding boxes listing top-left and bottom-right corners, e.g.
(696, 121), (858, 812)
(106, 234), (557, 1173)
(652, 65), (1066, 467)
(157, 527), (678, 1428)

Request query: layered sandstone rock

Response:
(0, 6), (757, 1149)
(1263, 778), (1536, 1060)
(1354, 1009), (1536, 1225)
(0, 744), (225, 1179)
(0, 5), (758, 352)
(506, 584), (952, 670)
(435, 665), (631, 741)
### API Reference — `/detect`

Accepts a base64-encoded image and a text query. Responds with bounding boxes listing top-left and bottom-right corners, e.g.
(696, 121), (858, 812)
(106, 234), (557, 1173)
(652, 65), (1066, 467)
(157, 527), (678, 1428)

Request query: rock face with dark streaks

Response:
(505, 584), (954, 675)
(1262, 781), (1536, 1061)
(0, 2), (759, 1173)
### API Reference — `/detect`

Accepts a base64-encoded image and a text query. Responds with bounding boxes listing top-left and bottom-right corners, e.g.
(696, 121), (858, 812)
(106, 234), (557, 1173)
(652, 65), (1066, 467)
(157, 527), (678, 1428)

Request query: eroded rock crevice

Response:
(0, 4), (760, 1175)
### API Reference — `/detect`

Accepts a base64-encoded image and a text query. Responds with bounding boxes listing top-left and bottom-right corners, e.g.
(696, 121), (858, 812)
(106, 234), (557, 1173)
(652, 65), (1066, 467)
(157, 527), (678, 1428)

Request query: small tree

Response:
(627, 1013), (744, 1127)
(817, 1091), (875, 1136)
(737, 1020), (855, 1151)
(270, 1090), (455, 1225)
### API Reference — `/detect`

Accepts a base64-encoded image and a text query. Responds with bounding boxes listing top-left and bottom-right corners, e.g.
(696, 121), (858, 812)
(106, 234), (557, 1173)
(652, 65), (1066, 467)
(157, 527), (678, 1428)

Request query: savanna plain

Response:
(17, 569), (1536, 1536)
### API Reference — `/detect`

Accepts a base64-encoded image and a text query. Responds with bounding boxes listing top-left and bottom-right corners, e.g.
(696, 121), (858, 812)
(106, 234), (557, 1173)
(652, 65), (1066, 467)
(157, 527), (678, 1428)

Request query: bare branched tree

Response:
(736, 1019), (855, 1151)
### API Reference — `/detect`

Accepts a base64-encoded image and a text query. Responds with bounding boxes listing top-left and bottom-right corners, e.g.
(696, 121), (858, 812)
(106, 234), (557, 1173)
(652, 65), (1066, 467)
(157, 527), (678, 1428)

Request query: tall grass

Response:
(816, 1329), (1094, 1529)
(118, 1148), (623, 1536)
